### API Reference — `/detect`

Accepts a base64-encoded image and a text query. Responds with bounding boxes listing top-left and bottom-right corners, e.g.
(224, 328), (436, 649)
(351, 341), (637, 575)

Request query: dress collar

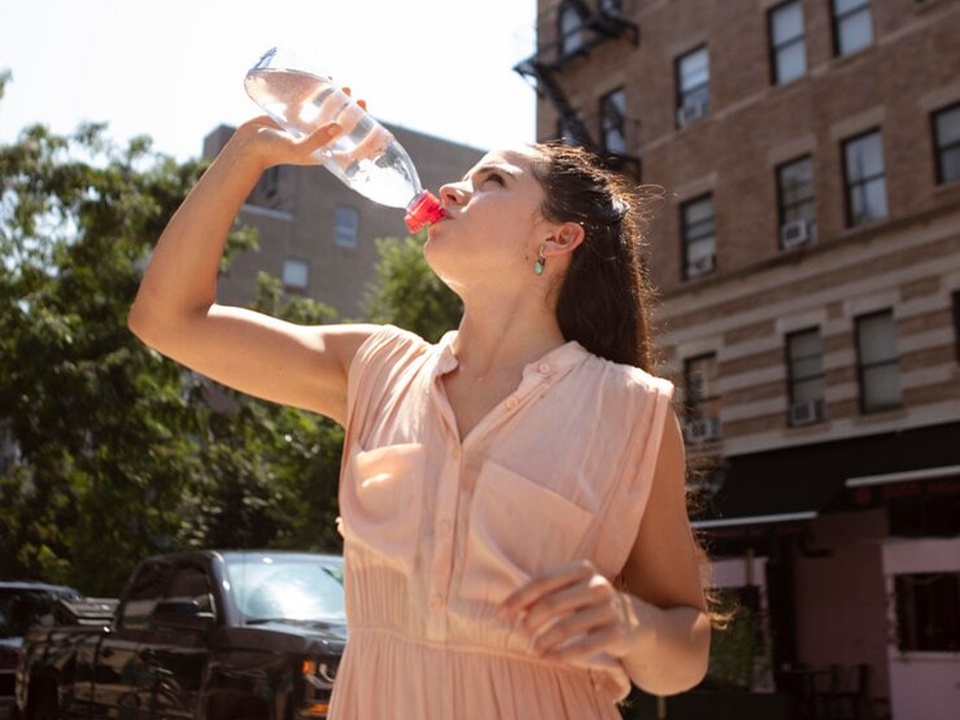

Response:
(430, 330), (588, 383)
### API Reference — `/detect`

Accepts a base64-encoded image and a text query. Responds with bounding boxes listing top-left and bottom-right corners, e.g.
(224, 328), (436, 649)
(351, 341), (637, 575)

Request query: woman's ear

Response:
(545, 221), (585, 258)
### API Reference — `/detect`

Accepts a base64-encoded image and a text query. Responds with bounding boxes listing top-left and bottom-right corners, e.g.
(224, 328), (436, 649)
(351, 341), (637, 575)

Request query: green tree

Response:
(1, 69), (460, 594)
(178, 273), (344, 555)
(0, 115), (215, 592)
(0, 75), (346, 592)
(363, 232), (462, 342)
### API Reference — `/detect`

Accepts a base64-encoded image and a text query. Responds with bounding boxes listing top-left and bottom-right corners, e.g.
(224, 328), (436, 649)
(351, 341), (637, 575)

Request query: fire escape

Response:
(514, 0), (641, 178)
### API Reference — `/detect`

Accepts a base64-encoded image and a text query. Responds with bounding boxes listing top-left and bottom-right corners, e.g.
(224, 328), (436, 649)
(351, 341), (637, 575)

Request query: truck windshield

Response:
(225, 556), (345, 624)
(0, 589), (65, 639)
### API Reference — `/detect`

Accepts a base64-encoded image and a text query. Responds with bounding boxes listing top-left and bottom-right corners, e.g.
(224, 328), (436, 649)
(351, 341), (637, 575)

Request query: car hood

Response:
(223, 619), (347, 656)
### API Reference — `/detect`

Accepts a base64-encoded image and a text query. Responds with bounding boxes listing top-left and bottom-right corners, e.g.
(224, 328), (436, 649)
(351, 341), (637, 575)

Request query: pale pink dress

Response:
(328, 325), (674, 719)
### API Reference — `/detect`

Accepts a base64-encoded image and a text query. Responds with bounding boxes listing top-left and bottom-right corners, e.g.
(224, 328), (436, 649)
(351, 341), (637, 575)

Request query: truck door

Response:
(92, 559), (174, 720)
(140, 562), (215, 720)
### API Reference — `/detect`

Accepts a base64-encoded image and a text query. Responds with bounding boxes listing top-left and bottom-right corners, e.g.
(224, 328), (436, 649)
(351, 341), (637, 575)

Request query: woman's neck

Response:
(451, 302), (566, 380)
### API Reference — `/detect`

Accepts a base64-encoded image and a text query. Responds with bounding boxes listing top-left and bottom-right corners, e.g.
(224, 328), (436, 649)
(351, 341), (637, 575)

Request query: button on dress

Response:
(328, 325), (675, 719)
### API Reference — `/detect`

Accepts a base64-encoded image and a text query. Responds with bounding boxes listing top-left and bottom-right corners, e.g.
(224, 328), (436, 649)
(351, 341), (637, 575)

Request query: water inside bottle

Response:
(244, 67), (422, 208)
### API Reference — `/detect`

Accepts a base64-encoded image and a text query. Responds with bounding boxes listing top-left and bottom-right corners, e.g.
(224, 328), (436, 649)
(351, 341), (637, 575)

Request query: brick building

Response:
(203, 123), (485, 316)
(517, 1), (960, 717)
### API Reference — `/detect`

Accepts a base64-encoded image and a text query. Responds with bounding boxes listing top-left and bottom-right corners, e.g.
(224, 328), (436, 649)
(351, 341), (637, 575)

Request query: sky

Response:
(0, 0), (539, 163)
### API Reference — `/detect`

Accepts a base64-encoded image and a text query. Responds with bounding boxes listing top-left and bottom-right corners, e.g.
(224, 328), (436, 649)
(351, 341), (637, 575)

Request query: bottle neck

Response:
(404, 191), (445, 232)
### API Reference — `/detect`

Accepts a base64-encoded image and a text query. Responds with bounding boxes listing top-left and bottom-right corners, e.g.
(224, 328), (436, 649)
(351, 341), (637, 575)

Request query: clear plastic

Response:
(244, 47), (443, 231)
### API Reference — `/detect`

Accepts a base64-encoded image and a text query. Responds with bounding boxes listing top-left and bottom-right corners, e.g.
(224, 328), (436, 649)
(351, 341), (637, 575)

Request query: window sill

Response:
(892, 650), (960, 663)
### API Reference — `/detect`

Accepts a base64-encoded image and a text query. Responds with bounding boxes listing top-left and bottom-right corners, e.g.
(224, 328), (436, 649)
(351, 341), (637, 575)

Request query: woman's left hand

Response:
(499, 559), (646, 663)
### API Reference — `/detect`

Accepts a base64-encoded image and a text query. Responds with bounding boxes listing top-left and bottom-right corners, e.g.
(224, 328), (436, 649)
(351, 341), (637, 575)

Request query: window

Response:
(600, 88), (627, 154)
(262, 166), (280, 198)
(558, 0), (585, 57)
(832, 0), (873, 56)
(683, 353), (721, 442)
(953, 291), (960, 363)
(787, 328), (826, 425)
(249, 166), (283, 208)
(600, 0), (622, 15)
(334, 205), (359, 247)
(933, 103), (960, 185)
(895, 572), (960, 652)
(558, 113), (583, 146)
(119, 560), (172, 630)
(776, 155), (816, 248)
(681, 194), (716, 279)
(855, 310), (901, 413)
(843, 130), (888, 227)
(164, 565), (216, 619)
(676, 46), (710, 127)
(282, 258), (309, 293)
(769, 1), (807, 85)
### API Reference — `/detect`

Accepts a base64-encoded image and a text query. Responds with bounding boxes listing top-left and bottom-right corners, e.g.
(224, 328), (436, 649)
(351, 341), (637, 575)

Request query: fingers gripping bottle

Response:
(244, 47), (444, 233)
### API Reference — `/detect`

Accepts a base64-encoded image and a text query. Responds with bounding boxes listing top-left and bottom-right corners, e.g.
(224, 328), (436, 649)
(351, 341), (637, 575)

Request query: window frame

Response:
(842, 129), (888, 227)
(558, 0), (585, 57)
(776, 155), (816, 247)
(832, 0), (874, 57)
(768, 0), (807, 85)
(281, 257), (310, 294)
(894, 572), (960, 653)
(786, 327), (827, 425)
(854, 309), (902, 414)
(599, 87), (628, 154)
(599, 0), (622, 16)
(682, 352), (722, 442)
(952, 291), (960, 364)
(932, 102), (960, 186)
(676, 45), (710, 126)
(680, 193), (717, 280)
(333, 205), (360, 249)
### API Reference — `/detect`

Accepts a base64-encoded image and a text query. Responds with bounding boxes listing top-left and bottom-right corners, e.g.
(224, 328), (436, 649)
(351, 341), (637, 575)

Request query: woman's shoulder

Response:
(580, 349), (675, 399)
(350, 323), (445, 375)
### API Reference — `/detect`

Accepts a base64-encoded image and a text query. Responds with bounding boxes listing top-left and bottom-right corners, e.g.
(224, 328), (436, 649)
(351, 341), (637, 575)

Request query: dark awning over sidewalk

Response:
(692, 421), (960, 530)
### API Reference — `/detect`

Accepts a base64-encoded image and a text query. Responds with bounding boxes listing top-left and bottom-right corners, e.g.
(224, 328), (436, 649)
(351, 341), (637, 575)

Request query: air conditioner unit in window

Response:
(684, 417), (722, 443)
(789, 398), (826, 426)
(780, 219), (813, 249)
(676, 100), (708, 128)
(689, 254), (716, 277)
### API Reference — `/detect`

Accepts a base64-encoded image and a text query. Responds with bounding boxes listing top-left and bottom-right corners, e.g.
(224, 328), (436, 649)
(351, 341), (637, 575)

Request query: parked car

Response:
(0, 582), (80, 715)
(16, 550), (346, 720)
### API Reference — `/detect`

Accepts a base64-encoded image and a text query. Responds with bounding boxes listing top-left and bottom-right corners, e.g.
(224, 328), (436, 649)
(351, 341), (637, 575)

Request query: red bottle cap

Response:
(404, 191), (445, 233)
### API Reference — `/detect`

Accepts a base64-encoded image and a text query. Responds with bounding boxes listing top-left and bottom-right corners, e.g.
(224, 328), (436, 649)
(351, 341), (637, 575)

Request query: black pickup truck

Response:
(15, 550), (347, 720)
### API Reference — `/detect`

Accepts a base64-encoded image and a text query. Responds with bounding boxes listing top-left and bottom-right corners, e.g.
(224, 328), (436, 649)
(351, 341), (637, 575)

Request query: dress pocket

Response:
(459, 459), (595, 603)
(339, 442), (425, 573)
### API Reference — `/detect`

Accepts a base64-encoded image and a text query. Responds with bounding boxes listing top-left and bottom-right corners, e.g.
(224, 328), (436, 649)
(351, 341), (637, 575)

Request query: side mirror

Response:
(153, 599), (215, 632)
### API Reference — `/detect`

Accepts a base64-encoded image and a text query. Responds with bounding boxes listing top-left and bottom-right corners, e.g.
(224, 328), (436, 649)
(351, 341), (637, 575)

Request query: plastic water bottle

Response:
(244, 47), (445, 232)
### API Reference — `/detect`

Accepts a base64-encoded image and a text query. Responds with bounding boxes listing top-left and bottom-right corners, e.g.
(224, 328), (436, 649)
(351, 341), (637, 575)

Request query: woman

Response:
(128, 115), (711, 718)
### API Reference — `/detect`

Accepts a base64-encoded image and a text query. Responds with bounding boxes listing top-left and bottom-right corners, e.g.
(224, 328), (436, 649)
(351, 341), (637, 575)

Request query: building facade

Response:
(203, 123), (485, 317)
(518, 1), (960, 718)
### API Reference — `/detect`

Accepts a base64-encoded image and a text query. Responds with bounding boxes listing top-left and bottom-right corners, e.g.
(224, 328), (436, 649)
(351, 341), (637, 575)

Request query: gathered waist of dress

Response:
(345, 624), (631, 702)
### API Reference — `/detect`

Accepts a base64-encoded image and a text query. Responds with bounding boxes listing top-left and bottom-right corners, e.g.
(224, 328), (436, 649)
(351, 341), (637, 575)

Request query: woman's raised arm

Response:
(128, 117), (375, 425)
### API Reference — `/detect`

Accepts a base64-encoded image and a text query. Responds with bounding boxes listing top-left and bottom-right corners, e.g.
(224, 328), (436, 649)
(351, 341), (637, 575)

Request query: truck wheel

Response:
(27, 686), (58, 720)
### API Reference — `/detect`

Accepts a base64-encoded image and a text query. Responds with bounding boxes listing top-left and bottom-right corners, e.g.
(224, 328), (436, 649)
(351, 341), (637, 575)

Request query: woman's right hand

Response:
(231, 115), (344, 171)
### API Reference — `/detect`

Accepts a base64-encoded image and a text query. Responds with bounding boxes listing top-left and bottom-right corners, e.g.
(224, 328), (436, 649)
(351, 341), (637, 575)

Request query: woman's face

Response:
(424, 146), (555, 294)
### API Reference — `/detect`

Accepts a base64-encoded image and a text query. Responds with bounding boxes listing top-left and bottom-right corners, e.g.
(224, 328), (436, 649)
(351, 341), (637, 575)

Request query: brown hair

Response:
(531, 143), (728, 630)
(528, 142), (660, 371)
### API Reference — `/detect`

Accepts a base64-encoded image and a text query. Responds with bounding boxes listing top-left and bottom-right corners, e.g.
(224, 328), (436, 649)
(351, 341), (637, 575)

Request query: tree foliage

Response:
(363, 233), (462, 342)
(1, 73), (460, 595)
(0, 105), (338, 594)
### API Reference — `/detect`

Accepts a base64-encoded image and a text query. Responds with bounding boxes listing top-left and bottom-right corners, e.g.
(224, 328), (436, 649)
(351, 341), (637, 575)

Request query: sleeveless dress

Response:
(328, 325), (674, 719)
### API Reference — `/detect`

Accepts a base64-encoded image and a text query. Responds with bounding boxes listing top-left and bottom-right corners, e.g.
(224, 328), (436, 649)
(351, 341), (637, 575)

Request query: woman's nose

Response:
(439, 181), (468, 207)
